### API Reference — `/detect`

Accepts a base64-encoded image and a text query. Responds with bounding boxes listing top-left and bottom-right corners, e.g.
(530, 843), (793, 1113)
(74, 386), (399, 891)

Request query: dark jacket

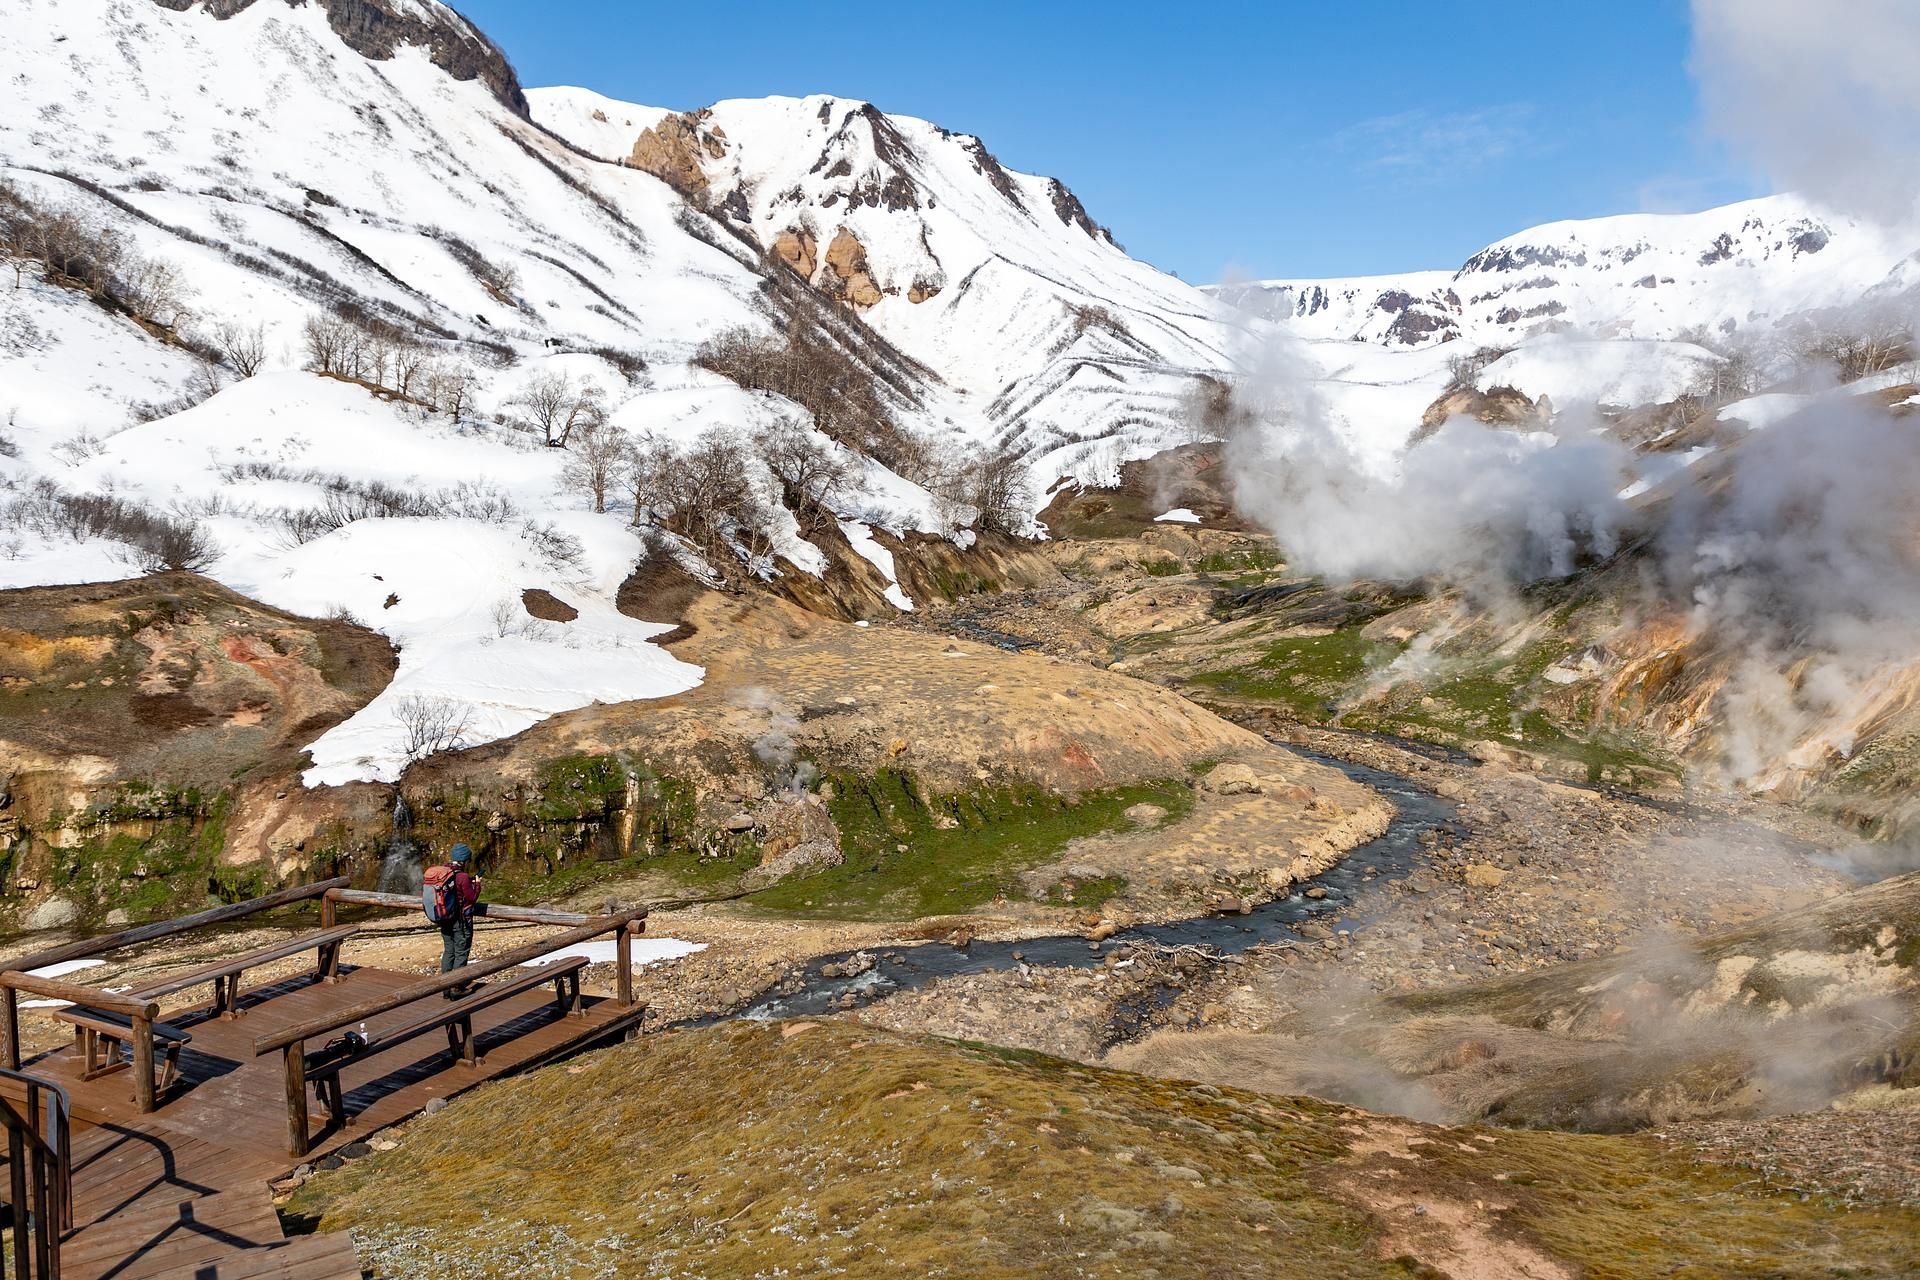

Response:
(446, 868), (481, 918)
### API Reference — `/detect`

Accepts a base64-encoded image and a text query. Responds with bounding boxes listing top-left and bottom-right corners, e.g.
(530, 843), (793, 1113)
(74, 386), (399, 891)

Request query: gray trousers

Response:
(439, 915), (473, 973)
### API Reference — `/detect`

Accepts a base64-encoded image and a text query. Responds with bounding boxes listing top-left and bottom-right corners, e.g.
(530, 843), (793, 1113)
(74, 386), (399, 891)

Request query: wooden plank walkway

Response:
(6, 963), (646, 1279)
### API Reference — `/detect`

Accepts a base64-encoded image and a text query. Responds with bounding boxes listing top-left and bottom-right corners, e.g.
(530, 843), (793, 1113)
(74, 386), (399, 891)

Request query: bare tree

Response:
(393, 694), (475, 763)
(121, 257), (191, 330)
(216, 320), (269, 377)
(421, 359), (476, 419)
(510, 372), (606, 447)
(559, 417), (633, 514)
(301, 313), (355, 376)
(623, 429), (777, 574)
(764, 422), (853, 532)
(928, 442), (1031, 536)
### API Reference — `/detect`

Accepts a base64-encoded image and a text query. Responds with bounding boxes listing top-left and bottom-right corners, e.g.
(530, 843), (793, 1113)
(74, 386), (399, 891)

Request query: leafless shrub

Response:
(693, 322), (920, 472)
(1444, 345), (1509, 391)
(9, 482), (220, 571)
(393, 694), (474, 762)
(440, 478), (520, 523)
(431, 231), (521, 306)
(584, 345), (648, 383)
(519, 518), (587, 575)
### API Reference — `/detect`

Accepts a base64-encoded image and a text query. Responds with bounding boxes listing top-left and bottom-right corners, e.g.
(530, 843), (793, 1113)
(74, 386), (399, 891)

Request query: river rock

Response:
(1464, 863), (1508, 889)
(1124, 802), (1168, 826)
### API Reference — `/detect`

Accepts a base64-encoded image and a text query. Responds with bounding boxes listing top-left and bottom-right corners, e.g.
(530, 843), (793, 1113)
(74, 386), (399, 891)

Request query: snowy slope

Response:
(530, 89), (1256, 489)
(1213, 196), (1914, 350)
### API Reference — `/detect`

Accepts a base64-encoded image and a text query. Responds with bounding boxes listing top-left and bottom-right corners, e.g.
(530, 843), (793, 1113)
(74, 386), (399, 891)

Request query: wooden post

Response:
(29, 1143), (49, 1280)
(8, 1127), (26, 1280)
(1, 985), (17, 1071)
(319, 889), (337, 930)
(132, 1014), (157, 1114)
(283, 1043), (310, 1157)
(616, 925), (633, 1007)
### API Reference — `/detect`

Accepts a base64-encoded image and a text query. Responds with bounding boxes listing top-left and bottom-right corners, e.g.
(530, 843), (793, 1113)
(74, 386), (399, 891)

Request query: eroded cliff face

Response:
(0, 575), (397, 930)
(627, 109), (728, 199)
(820, 227), (883, 307)
(148, 0), (529, 116)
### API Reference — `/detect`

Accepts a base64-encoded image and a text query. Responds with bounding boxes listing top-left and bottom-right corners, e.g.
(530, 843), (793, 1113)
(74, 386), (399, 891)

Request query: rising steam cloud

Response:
(1218, 5), (1920, 788)
(1691, 0), (1920, 231)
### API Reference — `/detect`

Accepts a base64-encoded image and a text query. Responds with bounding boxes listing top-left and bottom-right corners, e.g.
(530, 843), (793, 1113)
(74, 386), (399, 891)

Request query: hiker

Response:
(423, 844), (483, 997)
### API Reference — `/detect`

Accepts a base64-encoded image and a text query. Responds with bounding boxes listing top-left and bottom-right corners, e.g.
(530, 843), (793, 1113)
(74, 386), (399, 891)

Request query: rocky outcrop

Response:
(820, 228), (883, 307)
(149, 0), (529, 116)
(772, 229), (818, 279)
(627, 110), (726, 198)
(1412, 383), (1546, 439)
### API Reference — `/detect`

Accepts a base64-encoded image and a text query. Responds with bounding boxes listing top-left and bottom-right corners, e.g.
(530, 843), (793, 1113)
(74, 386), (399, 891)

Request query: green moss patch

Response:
(746, 769), (1194, 920)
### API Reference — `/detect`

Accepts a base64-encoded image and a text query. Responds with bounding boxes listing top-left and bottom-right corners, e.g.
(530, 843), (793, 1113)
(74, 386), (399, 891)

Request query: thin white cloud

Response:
(1329, 103), (1534, 181)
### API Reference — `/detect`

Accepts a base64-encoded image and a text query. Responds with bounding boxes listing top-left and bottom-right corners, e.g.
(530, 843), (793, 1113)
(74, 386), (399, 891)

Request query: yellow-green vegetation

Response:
(747, 769), (1195, 919)
(1192, 629), (1398, 717)
(291, 1021), (1920, 1279)
(1184, 597), (1676, 784)
(32, 784), (253, 925)
(402, 755), (753, 906)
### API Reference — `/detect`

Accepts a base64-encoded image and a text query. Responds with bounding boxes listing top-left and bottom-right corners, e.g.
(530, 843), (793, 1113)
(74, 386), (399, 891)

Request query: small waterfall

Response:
(376, 791), (423, 894)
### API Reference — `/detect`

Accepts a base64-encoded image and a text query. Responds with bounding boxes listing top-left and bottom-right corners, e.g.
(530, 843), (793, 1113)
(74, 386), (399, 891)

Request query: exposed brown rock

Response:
(627, 110), (721, 197)
(1412, 383), (1545, 440)
(821, 227), (883, 307)
(772, 229), (818, 280)
(908, 279), (942, 304)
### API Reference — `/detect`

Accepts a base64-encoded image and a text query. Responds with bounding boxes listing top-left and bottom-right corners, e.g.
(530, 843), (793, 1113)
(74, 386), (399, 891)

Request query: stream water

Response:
(737, 745), (1459, 1021)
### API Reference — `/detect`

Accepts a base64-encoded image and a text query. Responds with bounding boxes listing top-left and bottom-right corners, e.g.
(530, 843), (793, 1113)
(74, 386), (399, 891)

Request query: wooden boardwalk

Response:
(36, 964), (644, 1164)
(7, 961), (645, 1277)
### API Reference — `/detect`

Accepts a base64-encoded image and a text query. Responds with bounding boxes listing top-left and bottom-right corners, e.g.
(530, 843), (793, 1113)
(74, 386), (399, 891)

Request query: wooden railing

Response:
(0, 1069), (70, 1280)
(253, 900), (648, 1155)
(0, 879), (349, 1112)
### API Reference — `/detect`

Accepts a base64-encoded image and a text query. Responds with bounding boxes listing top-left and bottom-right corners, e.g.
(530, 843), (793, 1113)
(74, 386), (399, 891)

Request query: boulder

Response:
(1204, 763), (1262, 796)
(24, 897), (76, 931)
(1464, 863), (1508, 889)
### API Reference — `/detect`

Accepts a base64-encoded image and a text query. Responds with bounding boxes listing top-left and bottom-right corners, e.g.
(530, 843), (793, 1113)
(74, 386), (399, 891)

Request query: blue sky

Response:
(456, 0), (1760, 282)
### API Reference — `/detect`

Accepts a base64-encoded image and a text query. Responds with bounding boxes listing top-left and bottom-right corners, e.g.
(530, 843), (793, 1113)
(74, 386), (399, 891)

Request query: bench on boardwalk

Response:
(127, 924), (359, 1019)
(50, 1005), (191, 1103)
(298, 956), (591, 1130)
(256, 897), (647, 1154)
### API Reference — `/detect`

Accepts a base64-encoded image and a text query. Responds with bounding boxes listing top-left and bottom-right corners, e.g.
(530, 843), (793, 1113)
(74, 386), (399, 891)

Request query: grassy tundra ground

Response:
(292, 1020), (1920, 1279)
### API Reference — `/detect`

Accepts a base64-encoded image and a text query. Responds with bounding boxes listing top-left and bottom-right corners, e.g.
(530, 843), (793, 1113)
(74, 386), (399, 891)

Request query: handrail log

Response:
(0, 876), (351, 975)
(0, 974), (157, 1019)
(324, 887), (616, 927)
(252, 908), (647, 1055)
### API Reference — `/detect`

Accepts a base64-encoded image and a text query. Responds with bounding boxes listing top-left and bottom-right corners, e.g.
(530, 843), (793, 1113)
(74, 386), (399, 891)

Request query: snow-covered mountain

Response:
(529, 88), (1249, 483)
(1213, 196), (1915, 349)
(0, 0), (1253, 780)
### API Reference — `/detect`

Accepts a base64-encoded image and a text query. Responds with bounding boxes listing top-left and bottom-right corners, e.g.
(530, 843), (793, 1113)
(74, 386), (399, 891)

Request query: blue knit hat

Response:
(449, 844), (473, 865)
